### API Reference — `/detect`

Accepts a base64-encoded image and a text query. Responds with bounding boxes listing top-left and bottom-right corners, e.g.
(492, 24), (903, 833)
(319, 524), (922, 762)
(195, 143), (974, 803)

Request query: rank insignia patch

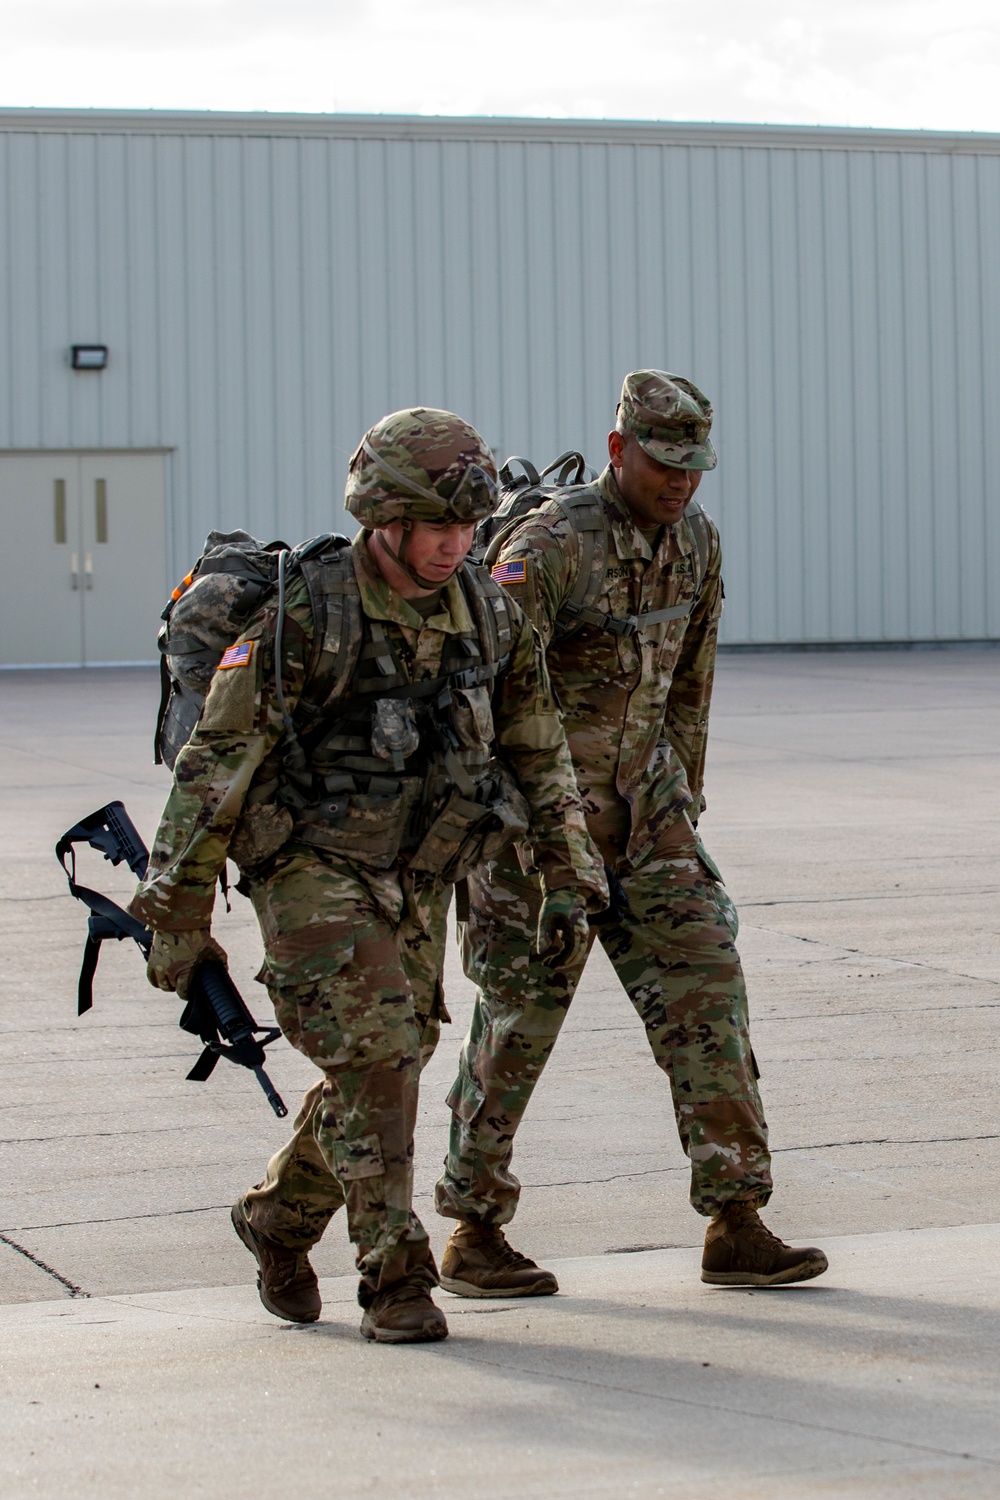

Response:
(491, 558), (527, 585)
(218, 641), (254, 669)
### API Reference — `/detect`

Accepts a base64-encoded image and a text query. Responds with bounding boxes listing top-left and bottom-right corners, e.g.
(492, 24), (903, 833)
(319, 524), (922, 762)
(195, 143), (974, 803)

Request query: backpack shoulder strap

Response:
(554, 489), (714, 640)
(551, 487), (611, 639)
(289, 534), (364, 728)
(683, 501), (712, 601)
(460, 561), (514, 678)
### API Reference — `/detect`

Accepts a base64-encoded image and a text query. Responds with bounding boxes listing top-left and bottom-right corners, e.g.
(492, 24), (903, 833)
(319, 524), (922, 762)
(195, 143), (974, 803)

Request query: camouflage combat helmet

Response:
(345, 408), (499, 528)
(617, 370), (717, 471)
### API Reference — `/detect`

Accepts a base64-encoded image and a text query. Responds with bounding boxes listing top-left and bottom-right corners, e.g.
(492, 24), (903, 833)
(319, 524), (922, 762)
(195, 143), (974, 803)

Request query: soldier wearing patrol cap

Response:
(129, 408), (607, 1343)
(436, 371), (829, 1295)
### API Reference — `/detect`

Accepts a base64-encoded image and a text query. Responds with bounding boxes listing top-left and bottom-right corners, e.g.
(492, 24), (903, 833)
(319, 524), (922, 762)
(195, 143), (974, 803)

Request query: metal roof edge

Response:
(0, 108), (999, 155)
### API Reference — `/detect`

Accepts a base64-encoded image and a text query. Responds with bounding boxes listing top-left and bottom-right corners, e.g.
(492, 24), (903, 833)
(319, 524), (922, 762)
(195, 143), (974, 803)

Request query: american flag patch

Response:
(218, 641), (254, 670)
(491, 557), (527, 585)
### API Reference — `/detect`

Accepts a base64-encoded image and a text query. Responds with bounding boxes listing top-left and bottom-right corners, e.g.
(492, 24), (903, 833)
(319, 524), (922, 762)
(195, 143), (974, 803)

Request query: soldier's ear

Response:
(608, 429), (626, 467)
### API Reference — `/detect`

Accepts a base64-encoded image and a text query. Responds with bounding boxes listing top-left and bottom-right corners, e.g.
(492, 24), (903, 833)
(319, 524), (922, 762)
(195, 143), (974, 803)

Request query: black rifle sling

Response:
(56, 815), (153, 1014)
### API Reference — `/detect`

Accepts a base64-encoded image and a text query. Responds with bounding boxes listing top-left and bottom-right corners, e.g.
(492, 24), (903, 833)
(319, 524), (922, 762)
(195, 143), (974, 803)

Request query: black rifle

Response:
(56, 802), (287, 1118)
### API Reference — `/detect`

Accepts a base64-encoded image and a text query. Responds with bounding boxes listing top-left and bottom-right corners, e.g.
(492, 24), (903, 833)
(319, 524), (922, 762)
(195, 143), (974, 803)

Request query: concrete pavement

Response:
(3, 1225), (998, 1498)
(2, 649), (999, 1494)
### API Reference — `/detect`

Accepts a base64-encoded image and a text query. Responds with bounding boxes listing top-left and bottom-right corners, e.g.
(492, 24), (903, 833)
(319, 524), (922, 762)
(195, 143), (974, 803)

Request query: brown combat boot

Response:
(360, 1279), (449, 1343)
(701, 1200), (828, 1287)
(440, 1222), (559, 1298)
(231, 1197), (321, 1323)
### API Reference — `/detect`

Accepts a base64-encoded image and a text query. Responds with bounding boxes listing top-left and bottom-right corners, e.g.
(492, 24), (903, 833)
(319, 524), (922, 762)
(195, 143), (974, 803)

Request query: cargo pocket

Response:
(334, 1133), (385, 1181)
(229, 800), (293, 872)
(410, 763), (530, 883)
(695, 837), (740, 941)
(296, 779), (422, 870)
(445, 1070), (486, 1127)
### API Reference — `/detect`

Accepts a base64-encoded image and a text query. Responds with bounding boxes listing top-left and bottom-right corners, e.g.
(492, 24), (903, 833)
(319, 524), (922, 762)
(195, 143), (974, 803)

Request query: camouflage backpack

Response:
(476, 450), (712, 641)
(154, 529), (340, 767)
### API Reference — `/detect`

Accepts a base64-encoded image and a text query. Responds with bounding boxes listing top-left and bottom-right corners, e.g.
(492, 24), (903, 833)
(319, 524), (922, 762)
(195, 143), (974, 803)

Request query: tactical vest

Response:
(480, 458), (712, 641)
(230, 536), (530, 883)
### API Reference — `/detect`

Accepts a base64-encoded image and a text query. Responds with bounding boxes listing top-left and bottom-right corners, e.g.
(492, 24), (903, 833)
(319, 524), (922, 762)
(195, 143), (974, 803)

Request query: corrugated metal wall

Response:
(2, 111), (999, 644)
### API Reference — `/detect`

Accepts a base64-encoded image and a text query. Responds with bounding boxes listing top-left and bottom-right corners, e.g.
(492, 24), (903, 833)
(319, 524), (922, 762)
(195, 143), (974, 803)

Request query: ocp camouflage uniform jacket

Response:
(131, 532), (606, 934)
(493, 464), (724, 867)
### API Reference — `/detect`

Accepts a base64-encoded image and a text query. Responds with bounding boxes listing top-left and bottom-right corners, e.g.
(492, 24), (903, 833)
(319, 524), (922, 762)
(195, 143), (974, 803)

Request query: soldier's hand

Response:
(535, 890), (590, 970)
(147, 929), (228, 998)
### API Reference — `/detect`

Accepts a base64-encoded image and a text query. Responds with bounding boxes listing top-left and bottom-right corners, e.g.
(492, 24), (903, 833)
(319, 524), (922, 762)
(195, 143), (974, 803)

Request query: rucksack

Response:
(155, 529), (316, 767)
(473, 451), (595, 556)
(477, 450), (712, 641)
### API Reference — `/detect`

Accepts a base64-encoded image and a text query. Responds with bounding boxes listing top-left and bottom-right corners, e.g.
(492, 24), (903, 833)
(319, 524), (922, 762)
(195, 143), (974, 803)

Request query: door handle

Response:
(70, 552), (79, 590)
(84, 552), (94, 590)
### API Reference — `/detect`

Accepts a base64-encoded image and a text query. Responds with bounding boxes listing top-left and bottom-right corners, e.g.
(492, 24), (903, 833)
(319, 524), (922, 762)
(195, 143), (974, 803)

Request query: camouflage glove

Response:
(535, 889), (590, 970)
(146, 929), (228, 999)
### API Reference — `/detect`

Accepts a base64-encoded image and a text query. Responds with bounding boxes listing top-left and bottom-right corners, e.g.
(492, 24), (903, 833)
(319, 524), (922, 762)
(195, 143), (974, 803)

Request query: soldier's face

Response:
(608, 430), (702, 529)
(383, 518), (476, 585)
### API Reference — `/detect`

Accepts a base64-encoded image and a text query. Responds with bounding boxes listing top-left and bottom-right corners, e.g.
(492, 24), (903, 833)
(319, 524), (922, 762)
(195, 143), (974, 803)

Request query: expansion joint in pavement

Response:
(0, 1230), (89, 1298)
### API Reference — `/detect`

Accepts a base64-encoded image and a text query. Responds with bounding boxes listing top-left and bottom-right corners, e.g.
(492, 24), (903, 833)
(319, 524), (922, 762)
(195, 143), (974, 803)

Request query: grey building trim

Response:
(1, 108), (1000, 157)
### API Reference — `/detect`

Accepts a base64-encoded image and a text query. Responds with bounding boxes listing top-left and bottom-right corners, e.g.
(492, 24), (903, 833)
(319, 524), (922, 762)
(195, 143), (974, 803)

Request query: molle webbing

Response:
(295, 539), (365, 733)
(555, 492), (711, 640)
(283, 551), (512, 803)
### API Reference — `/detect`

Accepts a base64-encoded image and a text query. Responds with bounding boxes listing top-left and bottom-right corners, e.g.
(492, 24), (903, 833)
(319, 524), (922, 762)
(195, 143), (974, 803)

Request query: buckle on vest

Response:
(599, 614), (638, 638)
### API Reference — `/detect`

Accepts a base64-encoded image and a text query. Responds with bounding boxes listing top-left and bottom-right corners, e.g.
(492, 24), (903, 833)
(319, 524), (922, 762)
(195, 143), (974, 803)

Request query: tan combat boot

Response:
(701, 1200), (828, 1287)
(440, 1222), (559, 1298)
(360, 1280), (449, 1343)
(231, 1197), (321, 1323)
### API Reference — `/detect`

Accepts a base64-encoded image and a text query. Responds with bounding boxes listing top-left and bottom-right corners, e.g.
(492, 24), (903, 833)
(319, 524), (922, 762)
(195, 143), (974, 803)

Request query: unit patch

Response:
(491, 558), (527, 585)
(219, 641), (255, 669)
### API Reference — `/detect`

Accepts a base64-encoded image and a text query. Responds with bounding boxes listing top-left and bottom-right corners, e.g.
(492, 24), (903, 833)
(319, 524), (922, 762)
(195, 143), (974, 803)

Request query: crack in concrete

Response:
(780, 1132), (1000, 1153)
(0, 893), (72, 903)
(3, 1204), (228, 1234)
(756, 1002), (1000, 1022)
(443, 1344), (1000, 1468)
(0, 1230), (89, 1298)
(744, 922), (1000, 990)
(743, 888), (1000, 906)
(0, 1124), (215, 1145)
(7, 1132), (998, 1234)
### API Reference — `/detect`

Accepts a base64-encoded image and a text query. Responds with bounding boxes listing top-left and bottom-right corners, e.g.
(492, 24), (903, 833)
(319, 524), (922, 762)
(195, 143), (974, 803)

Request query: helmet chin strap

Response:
(376, 523), (455, 593)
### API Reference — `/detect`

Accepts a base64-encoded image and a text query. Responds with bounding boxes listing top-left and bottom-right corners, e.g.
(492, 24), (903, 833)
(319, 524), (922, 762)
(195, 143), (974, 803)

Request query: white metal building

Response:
(2, 108), (999, 664)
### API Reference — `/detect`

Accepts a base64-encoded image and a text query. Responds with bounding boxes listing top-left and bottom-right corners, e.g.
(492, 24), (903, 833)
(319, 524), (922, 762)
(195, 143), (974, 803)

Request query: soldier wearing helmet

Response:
(436, 372), (829, 1295)
(129, 408), (607, 1344)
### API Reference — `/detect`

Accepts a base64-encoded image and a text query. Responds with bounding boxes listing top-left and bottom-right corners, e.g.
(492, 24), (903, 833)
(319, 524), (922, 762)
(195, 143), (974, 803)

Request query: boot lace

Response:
(266, 1244), (311, 1290)
(726, 1205), (784, 1253)
(482, 1230), (532, 1270)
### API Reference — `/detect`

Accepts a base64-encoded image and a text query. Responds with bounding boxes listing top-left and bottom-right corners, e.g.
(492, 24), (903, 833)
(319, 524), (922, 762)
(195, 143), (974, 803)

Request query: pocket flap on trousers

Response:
(445, 1074), (486, 1126)
(334, 1133), (385, 1180)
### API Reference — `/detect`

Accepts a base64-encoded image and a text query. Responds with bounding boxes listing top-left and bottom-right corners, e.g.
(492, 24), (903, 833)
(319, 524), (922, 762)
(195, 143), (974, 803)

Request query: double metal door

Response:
(0, 451), (167, 666)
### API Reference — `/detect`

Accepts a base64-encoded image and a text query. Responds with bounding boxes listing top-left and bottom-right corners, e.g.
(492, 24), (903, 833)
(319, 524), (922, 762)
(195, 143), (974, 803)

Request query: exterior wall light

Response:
(71, 344), (108, 370)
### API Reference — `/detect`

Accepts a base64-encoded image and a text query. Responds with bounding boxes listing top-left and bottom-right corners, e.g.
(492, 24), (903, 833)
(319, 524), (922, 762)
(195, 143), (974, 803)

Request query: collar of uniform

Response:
(351, 531), (475, 635)
(597, 465), (696, 564)
(598, 465), (657, 562)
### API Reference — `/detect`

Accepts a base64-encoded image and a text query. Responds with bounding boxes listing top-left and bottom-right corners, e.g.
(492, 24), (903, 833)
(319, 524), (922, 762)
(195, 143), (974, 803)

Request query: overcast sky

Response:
(2, 0), (999, 132)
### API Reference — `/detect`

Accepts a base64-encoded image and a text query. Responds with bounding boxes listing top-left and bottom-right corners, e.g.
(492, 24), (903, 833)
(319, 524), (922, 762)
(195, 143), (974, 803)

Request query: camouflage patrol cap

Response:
(345, 408), (499, 527)
(617, 369), (717, 471)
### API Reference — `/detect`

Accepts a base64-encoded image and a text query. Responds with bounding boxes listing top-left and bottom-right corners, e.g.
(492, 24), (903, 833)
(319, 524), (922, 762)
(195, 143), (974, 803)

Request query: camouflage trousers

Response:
(241, 850), (448, 1301)
(435, 817), (772, 1225)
